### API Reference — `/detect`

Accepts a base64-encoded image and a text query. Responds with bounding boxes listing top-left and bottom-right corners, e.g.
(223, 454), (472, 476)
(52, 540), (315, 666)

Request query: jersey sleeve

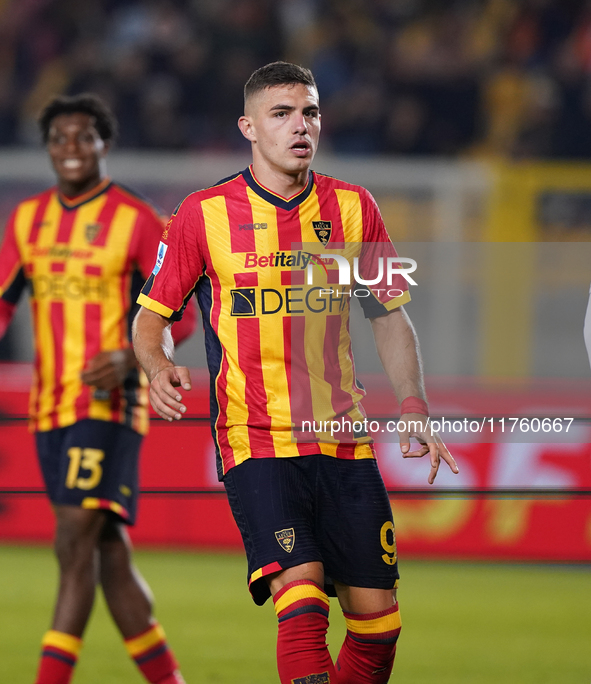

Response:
(0, 208), (26, 306)
(0, 209), (26, 338)
(356, 189), (411, 319)
(128, 203), (166, 279)
(137, 196), (205, 321)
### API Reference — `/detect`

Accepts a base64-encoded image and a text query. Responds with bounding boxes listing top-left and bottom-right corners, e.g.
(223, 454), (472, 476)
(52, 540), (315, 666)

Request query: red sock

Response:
(335, 603), (401, 684)
(273, 579), (336, 684)
(35, 631), (82, 684)
(124, 622), (185, 684)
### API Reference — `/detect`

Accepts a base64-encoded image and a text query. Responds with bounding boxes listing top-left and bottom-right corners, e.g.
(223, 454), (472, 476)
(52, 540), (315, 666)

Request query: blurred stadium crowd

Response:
(1, 0), (591, 157)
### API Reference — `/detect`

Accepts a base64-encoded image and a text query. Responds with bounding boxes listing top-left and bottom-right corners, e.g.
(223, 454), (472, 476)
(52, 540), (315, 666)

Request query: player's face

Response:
(47, 113), (108, 194)
(240, 83), (321, 176)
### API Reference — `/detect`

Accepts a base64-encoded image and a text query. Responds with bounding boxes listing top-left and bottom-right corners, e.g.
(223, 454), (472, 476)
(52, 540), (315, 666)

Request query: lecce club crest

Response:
(275, 528), (295, 553)
(84, 222), (102, 244)
(312, 220), (332, 246)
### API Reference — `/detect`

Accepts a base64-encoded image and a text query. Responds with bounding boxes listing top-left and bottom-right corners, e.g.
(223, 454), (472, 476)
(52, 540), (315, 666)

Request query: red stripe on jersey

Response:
(315, 178), (345, 244)
(235, 272), (258, 287)
(30, 300), (42, 424)
(324, 314), (351, 419)
(26, 192), (52, 244)
(50, 262), (65, 273)
(281, 270), (305, 286)
(85, 264), (102, 276)
(91, 191), (120, 247)
(283, 316), (314, 456)
(114, 267), (131, 423)
(55, 206), (76, 243)
(227, 181), (256, 254)
(50, 302), (65, 429)
(236, 318), (274, 451)
(75, 303), (101, 418)
(277, 207), (301, 252)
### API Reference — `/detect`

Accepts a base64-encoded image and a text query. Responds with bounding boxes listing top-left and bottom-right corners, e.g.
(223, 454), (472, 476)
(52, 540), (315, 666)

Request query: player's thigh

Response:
(53, 505), (108, 565)
(316, 457), (399, 594)
(36, 418), (141, 524)
(223, 457), (324, 605)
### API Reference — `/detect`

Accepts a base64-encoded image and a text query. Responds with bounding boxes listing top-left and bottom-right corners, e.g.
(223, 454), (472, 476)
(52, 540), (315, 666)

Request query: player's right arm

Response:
(132, 307), (192, 422)
(0, 209), (26, 339)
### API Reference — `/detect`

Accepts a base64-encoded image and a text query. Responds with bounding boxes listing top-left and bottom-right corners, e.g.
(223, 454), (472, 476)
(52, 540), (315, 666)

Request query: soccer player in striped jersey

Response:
(133, 63), (459, 683)
(0, 94), (194, 684)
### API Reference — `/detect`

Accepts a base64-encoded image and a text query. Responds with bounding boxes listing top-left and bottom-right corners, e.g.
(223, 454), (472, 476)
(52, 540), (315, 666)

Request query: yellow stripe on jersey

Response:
(202, 195), (250, 464)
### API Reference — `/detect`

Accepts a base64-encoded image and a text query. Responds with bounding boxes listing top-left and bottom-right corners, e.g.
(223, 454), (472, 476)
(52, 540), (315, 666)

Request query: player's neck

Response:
(57, 171), (107, 200)
(250, 162), (309, 200)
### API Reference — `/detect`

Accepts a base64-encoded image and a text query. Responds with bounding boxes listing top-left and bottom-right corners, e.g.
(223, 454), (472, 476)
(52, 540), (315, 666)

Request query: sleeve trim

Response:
(137, 293), (176, 319)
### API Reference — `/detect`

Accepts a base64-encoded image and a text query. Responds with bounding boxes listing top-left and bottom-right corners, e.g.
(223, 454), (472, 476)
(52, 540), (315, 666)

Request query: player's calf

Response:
(273, 579), (336, 684)
(335, 602), (401, 684)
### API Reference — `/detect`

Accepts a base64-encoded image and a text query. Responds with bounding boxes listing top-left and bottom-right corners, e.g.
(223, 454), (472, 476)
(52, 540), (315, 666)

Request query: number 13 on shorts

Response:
(65, 447), (105, 490)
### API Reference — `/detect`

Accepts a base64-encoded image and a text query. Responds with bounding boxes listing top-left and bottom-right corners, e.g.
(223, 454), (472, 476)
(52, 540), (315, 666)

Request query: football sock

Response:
(273, 579), (336, 684)
(35, 630), (82, 684)
(335, 602), (401, 684)
(124, 622), (185, 684)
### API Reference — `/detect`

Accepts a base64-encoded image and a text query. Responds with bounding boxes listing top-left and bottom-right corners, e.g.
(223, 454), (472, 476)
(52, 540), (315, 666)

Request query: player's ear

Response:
(238, 115), (256, 143)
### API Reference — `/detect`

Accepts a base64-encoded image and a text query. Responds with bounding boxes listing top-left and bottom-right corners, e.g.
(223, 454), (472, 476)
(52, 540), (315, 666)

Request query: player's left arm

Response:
(371, 306), (459, 484)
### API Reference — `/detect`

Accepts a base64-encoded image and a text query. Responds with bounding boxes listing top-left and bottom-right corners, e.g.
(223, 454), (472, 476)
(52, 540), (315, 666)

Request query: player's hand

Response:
(148, 365), (192, 422)
(398, 412), (459, 484)
(81, 349), (136, 391)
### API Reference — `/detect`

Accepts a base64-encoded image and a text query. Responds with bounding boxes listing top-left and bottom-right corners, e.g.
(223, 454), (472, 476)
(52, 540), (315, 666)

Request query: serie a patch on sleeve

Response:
(152, 241), (168, 275)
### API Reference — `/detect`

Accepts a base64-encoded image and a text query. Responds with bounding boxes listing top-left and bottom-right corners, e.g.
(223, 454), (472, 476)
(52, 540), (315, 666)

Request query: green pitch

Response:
(0, 545), (589, 683)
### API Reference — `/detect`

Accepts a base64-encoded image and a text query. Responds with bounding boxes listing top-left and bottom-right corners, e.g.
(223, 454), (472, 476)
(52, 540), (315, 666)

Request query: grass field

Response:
(1, 544), (589, 683)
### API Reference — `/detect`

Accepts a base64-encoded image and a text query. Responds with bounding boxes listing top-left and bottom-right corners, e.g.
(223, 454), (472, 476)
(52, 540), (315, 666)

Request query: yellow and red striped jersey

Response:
(0, 178), (165, 434)
(139, 167), (410, 476)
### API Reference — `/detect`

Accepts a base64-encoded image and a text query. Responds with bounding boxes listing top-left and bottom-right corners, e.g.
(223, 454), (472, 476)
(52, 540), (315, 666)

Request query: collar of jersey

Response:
(242, 166), (314, 210)
(57, 177), (112, 210)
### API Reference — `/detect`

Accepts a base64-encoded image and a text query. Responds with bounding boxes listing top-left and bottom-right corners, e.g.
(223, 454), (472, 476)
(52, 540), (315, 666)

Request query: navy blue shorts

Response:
(36, 419), (141, 524)
(223, 455), (399, 605)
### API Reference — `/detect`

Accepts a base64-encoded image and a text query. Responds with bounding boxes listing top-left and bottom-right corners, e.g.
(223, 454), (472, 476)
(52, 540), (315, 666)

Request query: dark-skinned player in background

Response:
(133, 63), (459, 684)
(0, 94), (196, 684)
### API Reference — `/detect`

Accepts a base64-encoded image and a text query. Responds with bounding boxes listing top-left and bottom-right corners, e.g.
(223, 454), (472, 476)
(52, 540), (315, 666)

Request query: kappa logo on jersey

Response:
(152, 242), (168, 275)
(292, 673), (330, 684)
(312, 220), (332, 246)
(230, 288), (256, 316)
(275, 528), (295, 553)
(239, 222), (268, 231)
(85, 222), (102, 243)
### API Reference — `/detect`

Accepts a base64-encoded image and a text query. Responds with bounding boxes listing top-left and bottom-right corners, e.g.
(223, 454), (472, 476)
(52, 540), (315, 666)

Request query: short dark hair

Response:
(38, 93), (118, 143)
(244, 61), (317, 103)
